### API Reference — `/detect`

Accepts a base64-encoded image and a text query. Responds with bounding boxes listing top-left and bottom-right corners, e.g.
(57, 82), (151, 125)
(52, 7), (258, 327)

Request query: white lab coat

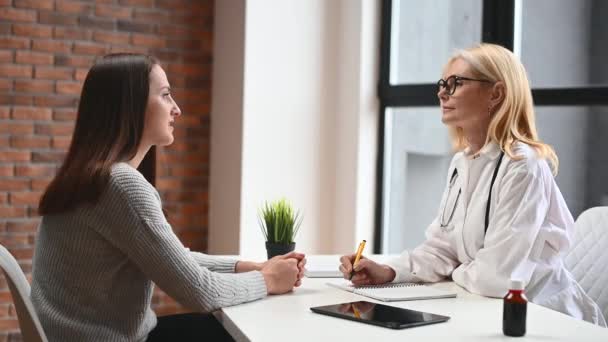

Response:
(385, 141), (606, 326)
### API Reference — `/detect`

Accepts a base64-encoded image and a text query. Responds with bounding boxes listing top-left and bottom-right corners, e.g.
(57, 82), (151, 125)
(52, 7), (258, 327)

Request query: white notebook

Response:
(327, 280), (457, 302)
(304, 255), (342, 278)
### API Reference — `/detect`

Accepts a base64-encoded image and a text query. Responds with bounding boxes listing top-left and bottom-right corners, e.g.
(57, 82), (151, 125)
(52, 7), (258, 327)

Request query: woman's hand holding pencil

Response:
(338, 241), (397, 286)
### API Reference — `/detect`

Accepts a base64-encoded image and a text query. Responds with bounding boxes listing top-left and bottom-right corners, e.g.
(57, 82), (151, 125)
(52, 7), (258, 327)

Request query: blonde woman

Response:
(339, 43), (606, 326)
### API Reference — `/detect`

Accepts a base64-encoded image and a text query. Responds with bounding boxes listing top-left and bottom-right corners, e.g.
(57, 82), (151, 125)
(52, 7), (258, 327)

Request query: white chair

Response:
(0, 245), (48, 342)
(564, 206), (608, 321)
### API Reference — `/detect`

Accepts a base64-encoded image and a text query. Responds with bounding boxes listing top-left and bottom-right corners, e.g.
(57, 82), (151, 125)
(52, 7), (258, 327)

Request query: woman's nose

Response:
(172, 101), (182, 117)
(437, 88), (448, 100)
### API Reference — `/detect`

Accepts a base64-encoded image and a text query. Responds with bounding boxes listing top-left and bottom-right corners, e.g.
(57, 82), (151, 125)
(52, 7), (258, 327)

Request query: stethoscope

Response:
(440, 168), (461, 229)
(439, 152), (505, 235)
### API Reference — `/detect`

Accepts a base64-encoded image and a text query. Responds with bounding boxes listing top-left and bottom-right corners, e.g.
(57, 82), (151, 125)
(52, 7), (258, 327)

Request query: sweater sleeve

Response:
(189, 252), (238, 273)
(92, 164), (267, 312)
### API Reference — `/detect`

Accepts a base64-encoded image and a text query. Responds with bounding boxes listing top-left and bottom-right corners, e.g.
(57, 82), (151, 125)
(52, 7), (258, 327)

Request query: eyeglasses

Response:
(437, 75), (492, 96)
(440, 169), (461, 229)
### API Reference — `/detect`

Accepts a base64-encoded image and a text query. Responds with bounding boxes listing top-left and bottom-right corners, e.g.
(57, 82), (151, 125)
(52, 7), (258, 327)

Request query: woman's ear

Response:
(490, 81), (505, 108)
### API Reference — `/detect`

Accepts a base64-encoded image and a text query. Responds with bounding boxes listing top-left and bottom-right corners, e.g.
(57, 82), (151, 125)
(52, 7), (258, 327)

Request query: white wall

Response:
(208, 0), (245, 253)
(209, 0), (379, 258)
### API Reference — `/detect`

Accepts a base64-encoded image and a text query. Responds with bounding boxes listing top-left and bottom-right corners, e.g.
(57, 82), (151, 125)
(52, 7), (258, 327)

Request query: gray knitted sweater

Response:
(31, 163), (267, 341)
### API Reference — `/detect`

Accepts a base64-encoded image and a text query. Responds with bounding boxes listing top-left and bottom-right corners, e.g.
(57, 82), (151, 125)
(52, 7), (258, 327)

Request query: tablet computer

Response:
(310, 301), (450, 329)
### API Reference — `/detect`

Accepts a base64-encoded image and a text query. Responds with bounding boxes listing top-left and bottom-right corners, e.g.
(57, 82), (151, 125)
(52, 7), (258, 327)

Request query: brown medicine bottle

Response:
(503, 279), (527, 337)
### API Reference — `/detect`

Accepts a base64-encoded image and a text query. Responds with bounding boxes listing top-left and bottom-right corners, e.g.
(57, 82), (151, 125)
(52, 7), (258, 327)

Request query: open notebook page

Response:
(326, 279), (457, 302)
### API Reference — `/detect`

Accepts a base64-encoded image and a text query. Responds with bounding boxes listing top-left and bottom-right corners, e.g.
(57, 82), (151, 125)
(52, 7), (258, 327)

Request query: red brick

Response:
(157, 25), (194, 37)
(14, 79), (54, 93)
(0, 180), (30, 191)
(6, 221), (40, 233)
(134, 9), (168, 23)
(168, 63), (208, 77)
(119, 0), (154, 6)
(0, 8), (36, 22)
(0, 122), (34, 134)
(131, 34), (165, 49)
(0, 290), (13, 303)
(117, 20), (154, 34)
(32, 40), (72, 54)
(95, 4), (132, 19)
(166, 39), (201, 51)
(0, 166), (13, 177)
(55, 0), (94, 14)
(0, 94), (33, 106)
(0, 305), (8, 318)
(15, 51), (54, 65)
(75, 68), (89, 81)
(53, 27), (92, 40)
(11, 167), (39, 180)
(0, 318), (19, 331)
(0, 23), (9, 35)
(55, 55), (93, 68)
(56, 81), (82, 95)
(11, 107), (53, 120)
(109, 45), (147, 54)
(15, 165), (54, 177)
(0, 37), (30, 49)
(38, 11), (79, 25)
(32, 178), (52, 191)
(0, 107), (9, 119)
(93, 31), (130, 45)
(7, 247), (35, 260)
(35, 123), (74, 136)
(32, 151), (66, 162)
(52, 136), (71, 149)
(12, 23), (53, 38)
(9, 192), (42, 206)
(10, 136), (51, 149)
(52, 108), (77, 121)
(78, 15), (114, 30)
(0, 193), (6, 205)
(34, 66), (73, 80)
(0, 234), (31, 249)
(14, 0), (54, 10)
(73, 42), (107, 56)
(0, 64), (32, 78)
(0, 152), (30, 163)
(0, 79), (11, 92)
(156, 178), (181, 190)
(34, 95), (78, 107)
(0, 51), (12, 63)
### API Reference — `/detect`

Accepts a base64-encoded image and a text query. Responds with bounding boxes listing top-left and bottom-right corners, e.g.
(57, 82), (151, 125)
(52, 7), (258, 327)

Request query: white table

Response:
(216, 278), (608, 341)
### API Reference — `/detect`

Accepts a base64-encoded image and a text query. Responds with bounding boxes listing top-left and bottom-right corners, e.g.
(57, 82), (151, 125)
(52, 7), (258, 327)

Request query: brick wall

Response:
(0, 0), (213, 339)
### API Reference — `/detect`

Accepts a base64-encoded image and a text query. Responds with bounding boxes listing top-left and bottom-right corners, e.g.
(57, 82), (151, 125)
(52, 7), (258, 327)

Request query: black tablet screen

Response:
(310, 301), (450, 329)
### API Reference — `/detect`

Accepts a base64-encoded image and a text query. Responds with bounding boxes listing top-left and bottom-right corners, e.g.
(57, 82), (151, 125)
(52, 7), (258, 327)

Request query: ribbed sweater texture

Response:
(31, 163), (267, 341)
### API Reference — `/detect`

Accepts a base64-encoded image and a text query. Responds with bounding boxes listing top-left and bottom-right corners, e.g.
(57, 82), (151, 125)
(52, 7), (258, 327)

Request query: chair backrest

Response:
(0, 245), (48, 342)
(564, 206), (608, 321)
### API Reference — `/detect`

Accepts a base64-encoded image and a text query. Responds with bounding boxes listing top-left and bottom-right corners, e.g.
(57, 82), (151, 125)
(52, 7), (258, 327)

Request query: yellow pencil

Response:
(353, 305), (361, 319)
(349, 240), (366, 280)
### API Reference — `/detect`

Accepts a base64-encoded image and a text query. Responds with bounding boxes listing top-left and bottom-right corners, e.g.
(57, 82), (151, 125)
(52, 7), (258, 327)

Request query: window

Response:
(376, 0), (608, 253)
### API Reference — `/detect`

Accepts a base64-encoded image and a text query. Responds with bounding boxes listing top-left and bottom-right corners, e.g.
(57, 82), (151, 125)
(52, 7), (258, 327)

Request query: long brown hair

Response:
(39, 53), (158, 215)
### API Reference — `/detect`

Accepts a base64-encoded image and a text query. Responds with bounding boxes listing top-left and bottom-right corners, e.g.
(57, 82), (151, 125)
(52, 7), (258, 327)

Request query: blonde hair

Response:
(446, 43), (558, 175)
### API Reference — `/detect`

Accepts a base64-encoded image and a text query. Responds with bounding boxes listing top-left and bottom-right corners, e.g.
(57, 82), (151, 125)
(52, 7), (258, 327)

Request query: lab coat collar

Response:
(463, 141), (503, 161)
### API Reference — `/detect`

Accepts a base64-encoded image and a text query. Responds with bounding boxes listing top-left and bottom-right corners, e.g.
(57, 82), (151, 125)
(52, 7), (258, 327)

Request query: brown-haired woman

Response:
(31, 53), (306, 342)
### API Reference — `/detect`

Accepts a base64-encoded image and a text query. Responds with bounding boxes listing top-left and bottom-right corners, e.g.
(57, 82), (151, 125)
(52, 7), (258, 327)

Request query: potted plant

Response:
(258, 198), (303, 259)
